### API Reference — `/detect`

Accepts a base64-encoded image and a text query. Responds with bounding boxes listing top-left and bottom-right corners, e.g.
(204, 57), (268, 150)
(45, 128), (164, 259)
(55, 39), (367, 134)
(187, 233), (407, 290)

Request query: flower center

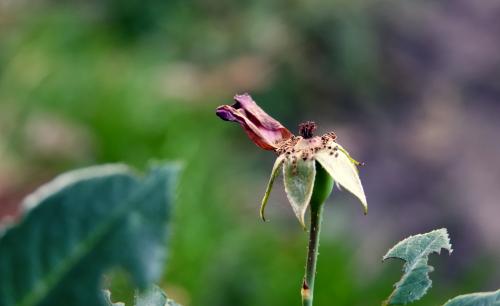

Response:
(299, 121), (317, 139)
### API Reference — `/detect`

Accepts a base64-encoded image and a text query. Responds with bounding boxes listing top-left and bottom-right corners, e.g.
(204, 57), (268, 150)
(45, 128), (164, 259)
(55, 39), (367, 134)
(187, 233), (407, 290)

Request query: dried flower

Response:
(216, 94), (367, 227)
(216, 94), (293, 150)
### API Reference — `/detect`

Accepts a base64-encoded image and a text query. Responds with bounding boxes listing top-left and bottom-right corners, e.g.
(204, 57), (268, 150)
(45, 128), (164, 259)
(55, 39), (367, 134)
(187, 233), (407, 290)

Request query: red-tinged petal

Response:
(216, 94), (293, 150)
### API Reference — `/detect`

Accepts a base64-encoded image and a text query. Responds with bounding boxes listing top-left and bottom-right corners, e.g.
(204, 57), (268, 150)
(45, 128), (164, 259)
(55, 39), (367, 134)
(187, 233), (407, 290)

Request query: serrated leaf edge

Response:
(383, 229), (453, 262)
(442, 289), (500, 306)
(383, 228), (453, 305)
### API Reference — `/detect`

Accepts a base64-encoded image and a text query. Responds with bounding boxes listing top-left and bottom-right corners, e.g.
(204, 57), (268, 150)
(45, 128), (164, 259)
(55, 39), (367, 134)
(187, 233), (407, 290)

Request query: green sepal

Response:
(315, 142), (367, 214)
(260, 154), (286, 221)
(283, 157), (316, 228)
(310, 162), (334, 210)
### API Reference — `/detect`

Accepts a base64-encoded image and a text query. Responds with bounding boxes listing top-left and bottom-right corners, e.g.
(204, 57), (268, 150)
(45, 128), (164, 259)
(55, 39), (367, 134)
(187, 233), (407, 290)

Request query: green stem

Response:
(301, 163), (333, 306)
(301, 201), (324, 306)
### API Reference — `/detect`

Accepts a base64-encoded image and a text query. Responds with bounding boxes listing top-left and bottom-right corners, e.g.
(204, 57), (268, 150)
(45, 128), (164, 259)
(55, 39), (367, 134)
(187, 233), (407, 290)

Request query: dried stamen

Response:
(299, 121), (317, 139)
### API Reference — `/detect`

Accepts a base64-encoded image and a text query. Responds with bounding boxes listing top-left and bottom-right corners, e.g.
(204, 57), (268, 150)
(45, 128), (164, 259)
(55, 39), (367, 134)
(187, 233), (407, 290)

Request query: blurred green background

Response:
(1, 0), (499, 305)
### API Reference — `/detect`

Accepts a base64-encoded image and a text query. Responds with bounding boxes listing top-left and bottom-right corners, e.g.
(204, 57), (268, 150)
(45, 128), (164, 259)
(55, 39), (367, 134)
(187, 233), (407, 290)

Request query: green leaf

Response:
(0, 163), (178, 306)
(383, 228), (452, 305)
(104, 286), (182, 306)
(135, 286), (181, 306)
(103, 290), (125, 306)
(260, 154), (285, 221)
(283, 157), (316, 228)
(315, 142), (367, 214)
(443, 289), (500, 306)
(165, 297), (181, 306)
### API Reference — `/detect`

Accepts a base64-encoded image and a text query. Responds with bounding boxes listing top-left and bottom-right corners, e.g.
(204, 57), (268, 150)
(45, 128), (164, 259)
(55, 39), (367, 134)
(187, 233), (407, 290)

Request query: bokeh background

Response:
(1, 0), (499, 305)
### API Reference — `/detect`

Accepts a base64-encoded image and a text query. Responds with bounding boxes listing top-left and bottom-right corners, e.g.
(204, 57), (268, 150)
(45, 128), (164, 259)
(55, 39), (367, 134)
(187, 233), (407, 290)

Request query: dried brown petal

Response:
(216, 94), (293, 150)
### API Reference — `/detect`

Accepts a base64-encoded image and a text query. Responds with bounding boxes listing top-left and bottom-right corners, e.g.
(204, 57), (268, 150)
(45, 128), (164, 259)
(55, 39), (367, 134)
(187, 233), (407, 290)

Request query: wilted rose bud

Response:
(216, 94), (293, 150)
(216, 94), (367, 227)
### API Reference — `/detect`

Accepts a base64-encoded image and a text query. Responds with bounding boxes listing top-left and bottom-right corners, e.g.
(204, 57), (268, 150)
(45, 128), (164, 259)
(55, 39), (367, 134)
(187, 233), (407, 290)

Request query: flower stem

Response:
(301, 199), (324, 306)
(301, 163), (332, 306)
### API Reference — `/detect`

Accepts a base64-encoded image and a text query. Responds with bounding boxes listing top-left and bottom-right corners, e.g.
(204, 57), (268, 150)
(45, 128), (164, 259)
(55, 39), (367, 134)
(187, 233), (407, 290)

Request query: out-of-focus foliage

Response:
(1, 0), (499, 305)
(382, 229), (452, 305)
(135, 286), (182, 306)
(443, 289), (500, 306)
(0, 164), (177, 306)
(104, 290), (125, 306)
(105, 286), (181, 306)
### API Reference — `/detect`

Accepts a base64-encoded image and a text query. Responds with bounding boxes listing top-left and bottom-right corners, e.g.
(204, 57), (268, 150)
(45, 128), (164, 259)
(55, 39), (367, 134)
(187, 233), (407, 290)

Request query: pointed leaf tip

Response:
(315, 142), (367, 213)
(283, 157), (316, 227)
(260, 155), (286, 221)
